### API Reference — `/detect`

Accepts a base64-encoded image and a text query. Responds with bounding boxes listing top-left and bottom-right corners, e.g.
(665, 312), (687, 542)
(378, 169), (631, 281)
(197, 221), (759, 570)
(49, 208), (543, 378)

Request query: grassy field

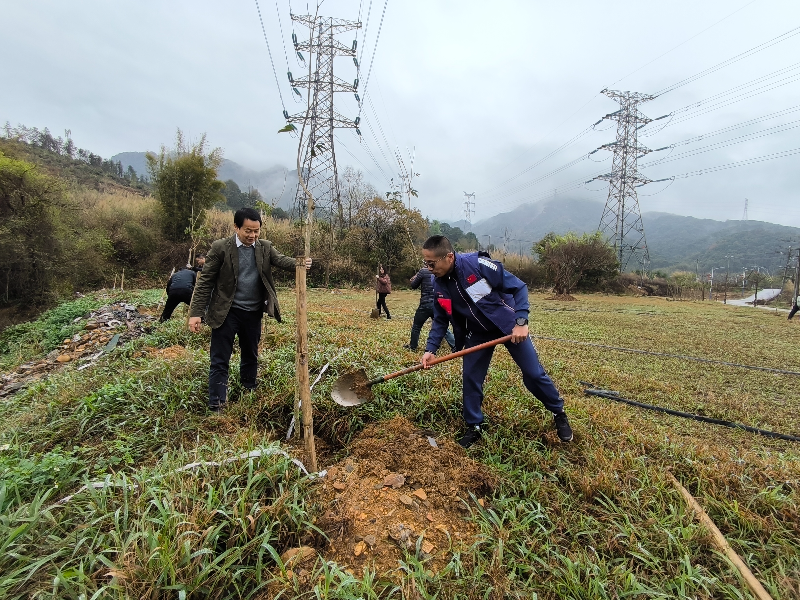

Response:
(1, 287), (799, 599)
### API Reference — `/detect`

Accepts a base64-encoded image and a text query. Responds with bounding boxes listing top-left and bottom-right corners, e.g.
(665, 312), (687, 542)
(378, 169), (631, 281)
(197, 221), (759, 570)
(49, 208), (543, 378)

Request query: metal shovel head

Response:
(331, 369), (374, 406)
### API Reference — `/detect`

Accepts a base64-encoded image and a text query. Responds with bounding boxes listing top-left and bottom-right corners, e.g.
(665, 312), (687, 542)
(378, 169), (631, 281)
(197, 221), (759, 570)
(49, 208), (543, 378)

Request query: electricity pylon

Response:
(287, 14), (361, 214)
(463, 192), (476, 231)
(589, 89), (668, 271)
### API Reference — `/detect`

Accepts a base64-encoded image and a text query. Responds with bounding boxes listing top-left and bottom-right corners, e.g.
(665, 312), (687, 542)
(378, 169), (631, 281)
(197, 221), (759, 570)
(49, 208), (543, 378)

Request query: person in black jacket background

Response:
(160, 256), (205, 322)
(404, 265), (455, 351)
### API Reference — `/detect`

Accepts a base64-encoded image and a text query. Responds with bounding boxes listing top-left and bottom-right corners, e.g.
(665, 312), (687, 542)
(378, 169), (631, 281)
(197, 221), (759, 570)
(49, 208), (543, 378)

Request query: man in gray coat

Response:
(189, 208), (311, 411)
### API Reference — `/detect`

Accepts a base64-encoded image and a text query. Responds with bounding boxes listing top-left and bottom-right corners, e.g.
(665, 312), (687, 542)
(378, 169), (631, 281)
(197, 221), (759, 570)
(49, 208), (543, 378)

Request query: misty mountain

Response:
(111, 152), (298, 210)
(468, 196), (800, 274)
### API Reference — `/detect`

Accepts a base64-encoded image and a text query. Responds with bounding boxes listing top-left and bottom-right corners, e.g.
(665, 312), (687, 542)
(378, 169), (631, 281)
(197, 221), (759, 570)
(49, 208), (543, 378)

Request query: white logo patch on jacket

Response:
(466, 278), (493, 304)
(478, 257), (498, 271)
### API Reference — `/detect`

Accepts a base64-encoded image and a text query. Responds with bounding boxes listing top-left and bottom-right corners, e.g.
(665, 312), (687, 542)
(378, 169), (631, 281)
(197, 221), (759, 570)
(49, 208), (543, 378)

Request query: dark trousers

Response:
(789, 304), (799, 320)
(160, 289), (193, 321)
(410, 305), (455, 350)
(462, 331), (563, 425)
(377, 293), (390, 318)
(209, 307), (262, 408)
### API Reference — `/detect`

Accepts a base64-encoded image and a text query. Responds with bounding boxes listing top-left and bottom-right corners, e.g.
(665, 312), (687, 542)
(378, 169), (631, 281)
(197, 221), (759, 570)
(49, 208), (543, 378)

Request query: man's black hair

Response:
(234, 207), (262, 227)
(422, 235), (454, 257)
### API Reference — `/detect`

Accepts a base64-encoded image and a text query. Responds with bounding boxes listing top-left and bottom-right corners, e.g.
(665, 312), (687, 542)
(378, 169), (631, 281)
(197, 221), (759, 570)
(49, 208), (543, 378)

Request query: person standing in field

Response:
(375, 265), (392, 319)
(420, 235), (574, 448)
(404, 265), (455, 352)
(159, 255), (205, 322)
(188, 207), (311, 412)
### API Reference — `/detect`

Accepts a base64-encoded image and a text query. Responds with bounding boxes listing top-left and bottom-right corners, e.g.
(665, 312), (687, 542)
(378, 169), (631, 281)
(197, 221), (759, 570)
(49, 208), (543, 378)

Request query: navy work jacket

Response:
(410, 267), (435, 309)
(426, 252), (530, 352)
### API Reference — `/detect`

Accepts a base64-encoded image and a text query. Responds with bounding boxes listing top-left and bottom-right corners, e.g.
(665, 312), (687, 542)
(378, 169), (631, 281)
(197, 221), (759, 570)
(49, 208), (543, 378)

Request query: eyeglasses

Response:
(424, 254), (451, 269)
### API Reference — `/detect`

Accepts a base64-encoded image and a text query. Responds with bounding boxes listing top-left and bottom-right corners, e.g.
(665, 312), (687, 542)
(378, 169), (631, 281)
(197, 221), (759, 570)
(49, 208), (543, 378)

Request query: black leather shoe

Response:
(554, 412), (573, 442)
(458, 423), (484, 448)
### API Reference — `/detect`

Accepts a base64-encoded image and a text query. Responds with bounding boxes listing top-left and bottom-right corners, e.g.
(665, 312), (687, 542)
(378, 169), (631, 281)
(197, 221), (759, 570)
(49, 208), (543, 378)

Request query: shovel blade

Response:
(331, 369), (373, 406)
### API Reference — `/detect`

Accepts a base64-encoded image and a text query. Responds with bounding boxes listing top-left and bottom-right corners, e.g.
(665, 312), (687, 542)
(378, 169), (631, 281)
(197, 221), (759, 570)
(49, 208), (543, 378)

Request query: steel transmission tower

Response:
(463, 192), (476, 231)
(592, 89), (665, 271)
(287, 14), (361, 214)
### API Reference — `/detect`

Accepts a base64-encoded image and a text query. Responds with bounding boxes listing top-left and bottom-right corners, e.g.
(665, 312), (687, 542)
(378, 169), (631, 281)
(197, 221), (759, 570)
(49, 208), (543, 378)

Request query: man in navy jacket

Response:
(420, 235), (573, 447)
(404, 266), (455, 351)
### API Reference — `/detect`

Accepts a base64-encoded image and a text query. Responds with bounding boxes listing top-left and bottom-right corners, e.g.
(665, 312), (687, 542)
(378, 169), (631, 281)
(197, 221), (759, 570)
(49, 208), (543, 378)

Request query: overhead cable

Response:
(642, 120), (800, 168)
(669, 146), (800, 179)
(334, 134), (385, 186)
(479, 126), (596, 197)
(254, 0), (286, 111)
(358, 0), (389, 120)
(655, 24), (800, 96)
(606, 0), (759, 89)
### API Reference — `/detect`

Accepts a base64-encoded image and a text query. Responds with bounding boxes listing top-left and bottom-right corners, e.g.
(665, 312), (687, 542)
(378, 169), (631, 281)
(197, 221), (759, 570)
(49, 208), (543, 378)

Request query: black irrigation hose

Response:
(534, 335), (800, 377)
(582, 386), (800, 443)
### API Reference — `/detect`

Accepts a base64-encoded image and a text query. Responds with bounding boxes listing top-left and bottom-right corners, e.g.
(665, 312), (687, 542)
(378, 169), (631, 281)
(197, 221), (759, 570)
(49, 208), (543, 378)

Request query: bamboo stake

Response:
(120, 268), (125, 292)
(291, 3), (320, 472)
(667, 472), (773, 600)
(113, 274), (117, 290)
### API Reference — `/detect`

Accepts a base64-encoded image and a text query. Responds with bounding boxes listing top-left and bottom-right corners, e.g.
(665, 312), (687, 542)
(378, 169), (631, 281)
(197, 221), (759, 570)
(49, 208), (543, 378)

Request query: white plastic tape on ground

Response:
(51, 445), (325, 508)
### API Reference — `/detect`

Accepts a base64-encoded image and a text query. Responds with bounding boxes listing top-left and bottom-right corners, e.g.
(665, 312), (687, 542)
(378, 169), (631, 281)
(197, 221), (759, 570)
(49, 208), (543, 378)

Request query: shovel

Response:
(331, 334), (513, 406)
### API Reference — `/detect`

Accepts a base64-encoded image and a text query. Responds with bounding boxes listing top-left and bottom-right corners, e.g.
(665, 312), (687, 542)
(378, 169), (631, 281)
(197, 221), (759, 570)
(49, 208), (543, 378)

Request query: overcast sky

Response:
(3, 0), (800, 227)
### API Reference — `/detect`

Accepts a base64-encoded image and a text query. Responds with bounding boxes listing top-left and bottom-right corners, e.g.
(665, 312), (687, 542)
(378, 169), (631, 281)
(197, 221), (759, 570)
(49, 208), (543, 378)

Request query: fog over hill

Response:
(111, 150), (800, 274)
(467, 197), (800, 274)
(111, 152), (298, 210)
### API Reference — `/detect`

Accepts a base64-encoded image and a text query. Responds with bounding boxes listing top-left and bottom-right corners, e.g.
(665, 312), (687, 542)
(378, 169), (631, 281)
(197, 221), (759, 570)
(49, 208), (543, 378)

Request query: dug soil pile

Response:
(313, 416), (497, 575)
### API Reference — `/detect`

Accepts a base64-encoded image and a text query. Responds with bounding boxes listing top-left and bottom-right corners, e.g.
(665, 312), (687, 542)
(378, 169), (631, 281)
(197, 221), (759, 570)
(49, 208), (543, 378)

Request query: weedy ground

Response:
(0, 288), (798, 599)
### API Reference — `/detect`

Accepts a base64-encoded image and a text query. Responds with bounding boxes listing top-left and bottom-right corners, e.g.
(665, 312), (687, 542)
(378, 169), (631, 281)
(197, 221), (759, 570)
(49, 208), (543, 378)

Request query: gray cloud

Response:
(3, 0), (800, 225)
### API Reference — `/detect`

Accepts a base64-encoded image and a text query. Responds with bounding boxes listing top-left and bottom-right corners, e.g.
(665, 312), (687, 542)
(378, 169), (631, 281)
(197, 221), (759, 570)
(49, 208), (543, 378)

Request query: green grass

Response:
(0, 288), (799, 598)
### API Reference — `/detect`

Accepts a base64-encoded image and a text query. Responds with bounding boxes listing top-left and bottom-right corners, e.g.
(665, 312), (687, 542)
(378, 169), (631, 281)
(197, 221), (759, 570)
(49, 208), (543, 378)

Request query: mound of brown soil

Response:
(546, 293), (577, 301)
(312, 416), (496, 575)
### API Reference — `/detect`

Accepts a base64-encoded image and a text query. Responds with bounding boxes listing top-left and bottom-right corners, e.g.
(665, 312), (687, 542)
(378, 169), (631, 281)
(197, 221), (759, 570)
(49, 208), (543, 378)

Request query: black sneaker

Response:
(458, 424), (484, 448)
(553, 412), (573, 442)
(403, 344), (417, 350)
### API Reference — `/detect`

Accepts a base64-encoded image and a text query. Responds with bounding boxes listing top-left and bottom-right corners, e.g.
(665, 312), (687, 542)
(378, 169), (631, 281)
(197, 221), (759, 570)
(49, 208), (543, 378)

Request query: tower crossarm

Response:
(600, 89), (656, 103)
(286, 111), (359, 129)
(294, 39), (357, 56)
(290, 14), (362, 32)
(291, 73), (357, 93)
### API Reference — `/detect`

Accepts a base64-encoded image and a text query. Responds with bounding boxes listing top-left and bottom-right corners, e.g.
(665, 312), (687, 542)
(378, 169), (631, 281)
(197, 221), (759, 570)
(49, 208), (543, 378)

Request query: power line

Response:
(664, 105), (800, 145)
(335, 134), (384, 184)
(253, 0), (286, 111)
(486, 98), (800, 209)
(642, 119), (800, 168)
(357, 0), (389, 120)
(606, 0), (760, 89)
(479, 125), (596, 197)
(360, 110), (396, 178)
(667, 146), (800, 179)
(655, 24), (800, 96)
(275, 1), (292, 75)
(365, 92), (396, 171)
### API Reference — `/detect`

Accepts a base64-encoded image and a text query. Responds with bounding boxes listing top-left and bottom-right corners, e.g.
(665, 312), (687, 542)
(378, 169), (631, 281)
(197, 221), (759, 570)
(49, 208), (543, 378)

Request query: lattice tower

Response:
(596, 89), (656, 271)
(288, 15), (361, 215)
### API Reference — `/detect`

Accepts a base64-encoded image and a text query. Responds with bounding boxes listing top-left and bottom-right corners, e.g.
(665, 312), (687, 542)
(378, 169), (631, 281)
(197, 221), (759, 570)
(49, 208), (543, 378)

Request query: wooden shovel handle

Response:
(367, 335), (513, 387)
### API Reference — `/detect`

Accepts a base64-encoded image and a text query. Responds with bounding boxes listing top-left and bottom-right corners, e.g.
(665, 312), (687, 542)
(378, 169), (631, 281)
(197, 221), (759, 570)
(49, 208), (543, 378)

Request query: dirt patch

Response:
(142, 345), (188, 360)
(546, 293), (577, 301)
(0, 303), (156, 398)
(312, 416), (496, 576)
